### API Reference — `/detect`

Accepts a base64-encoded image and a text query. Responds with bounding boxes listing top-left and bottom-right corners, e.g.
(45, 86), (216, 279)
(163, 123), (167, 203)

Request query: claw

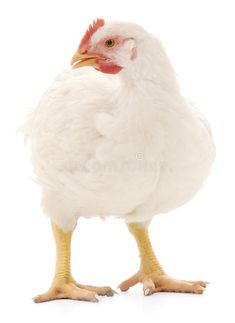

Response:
(144, 288), (150, 296)
(143, 278), (155, 296)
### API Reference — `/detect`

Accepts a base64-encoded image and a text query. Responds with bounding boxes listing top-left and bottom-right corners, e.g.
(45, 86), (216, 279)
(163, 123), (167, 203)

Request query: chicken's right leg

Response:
(34, 223), (115, 303)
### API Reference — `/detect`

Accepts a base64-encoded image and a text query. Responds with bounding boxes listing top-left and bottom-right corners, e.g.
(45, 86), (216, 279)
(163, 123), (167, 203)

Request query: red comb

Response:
(79, 18), (105, 51)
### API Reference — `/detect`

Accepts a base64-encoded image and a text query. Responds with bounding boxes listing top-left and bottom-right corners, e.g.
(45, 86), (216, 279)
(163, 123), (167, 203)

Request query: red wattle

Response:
(96, 64), (123, 75)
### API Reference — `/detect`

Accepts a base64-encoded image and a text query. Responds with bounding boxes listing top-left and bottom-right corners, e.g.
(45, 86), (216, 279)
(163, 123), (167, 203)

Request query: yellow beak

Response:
(71, 51), (104, 69)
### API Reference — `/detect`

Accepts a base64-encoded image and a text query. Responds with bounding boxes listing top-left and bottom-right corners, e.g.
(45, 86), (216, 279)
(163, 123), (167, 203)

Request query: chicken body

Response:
(28, 20), (215, 302)
(29, 64), (214, 231)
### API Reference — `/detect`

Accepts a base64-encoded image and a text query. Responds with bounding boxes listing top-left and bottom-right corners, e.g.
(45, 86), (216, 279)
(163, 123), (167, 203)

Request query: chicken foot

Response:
(118, 223), (208, 295)
(34, 223), (115, 303)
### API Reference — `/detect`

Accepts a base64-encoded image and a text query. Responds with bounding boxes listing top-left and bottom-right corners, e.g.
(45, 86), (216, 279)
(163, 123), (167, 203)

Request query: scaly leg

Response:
(34, 223), (115, 303)
(118, 223), (208, 296)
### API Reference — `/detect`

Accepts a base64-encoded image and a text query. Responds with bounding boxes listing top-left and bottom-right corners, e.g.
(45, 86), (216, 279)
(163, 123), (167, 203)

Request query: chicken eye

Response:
(105, 39), (115, 48)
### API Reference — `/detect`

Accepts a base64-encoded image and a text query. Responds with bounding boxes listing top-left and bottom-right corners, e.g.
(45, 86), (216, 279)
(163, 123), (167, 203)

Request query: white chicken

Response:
(25, 19), (215, 302)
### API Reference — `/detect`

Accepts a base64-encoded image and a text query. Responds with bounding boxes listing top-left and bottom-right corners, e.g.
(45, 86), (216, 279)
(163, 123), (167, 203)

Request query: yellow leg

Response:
(52, 223), (73, 285)
(34, 223), (115, 303)
(128, 223), (165, 276)
(118, 223), (208, 295)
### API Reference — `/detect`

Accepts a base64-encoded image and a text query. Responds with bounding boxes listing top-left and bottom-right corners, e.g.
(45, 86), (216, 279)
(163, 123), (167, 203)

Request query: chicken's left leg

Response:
(118, 223), (208, 296)
(34, 222), (115, 303)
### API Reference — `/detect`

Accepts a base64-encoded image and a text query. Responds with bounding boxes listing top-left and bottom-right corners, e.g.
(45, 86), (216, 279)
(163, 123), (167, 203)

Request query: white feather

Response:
(25, 22), (215, 231)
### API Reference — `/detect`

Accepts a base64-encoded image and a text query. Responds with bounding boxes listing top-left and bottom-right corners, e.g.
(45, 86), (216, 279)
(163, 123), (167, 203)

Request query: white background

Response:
(0, 0), (234, 322)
